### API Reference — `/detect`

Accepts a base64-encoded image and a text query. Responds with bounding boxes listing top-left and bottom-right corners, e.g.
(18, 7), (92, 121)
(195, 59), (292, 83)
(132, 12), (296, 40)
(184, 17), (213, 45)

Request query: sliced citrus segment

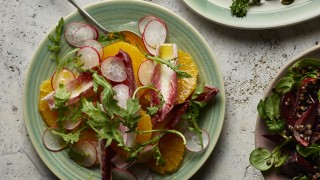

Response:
(135, 110), (152, 144)
(102, 41), (146, 86)
(38, 79), (58, 127)
(176, 50), (198, 104)
(147, 134), (185, 174)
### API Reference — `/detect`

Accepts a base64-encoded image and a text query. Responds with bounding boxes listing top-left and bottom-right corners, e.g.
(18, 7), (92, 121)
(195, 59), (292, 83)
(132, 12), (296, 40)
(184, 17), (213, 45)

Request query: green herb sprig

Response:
(48, 17), (64, 64)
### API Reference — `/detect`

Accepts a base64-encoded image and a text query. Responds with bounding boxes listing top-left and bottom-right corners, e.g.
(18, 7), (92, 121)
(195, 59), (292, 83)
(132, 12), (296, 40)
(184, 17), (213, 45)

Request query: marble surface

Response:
(1, 0), (320, 179)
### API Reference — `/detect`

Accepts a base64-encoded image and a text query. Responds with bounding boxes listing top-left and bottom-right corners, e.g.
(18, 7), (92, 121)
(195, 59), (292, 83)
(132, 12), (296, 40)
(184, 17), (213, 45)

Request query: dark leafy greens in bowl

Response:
(252, 45), (320, 179)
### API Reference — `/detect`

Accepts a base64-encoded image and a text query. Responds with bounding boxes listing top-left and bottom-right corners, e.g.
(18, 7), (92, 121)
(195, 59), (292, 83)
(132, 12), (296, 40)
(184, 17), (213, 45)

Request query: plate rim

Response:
(23, 0), (226, 179)
(182, 0), (320, 29)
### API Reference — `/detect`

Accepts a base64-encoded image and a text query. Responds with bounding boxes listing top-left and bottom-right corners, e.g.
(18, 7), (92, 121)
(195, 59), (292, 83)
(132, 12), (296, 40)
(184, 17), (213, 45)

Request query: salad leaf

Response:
(257, 93), (285, 133)
(48, 17), (64, 64)
(53, 83), (71, 109)
(275, 77), (294, 94)
(121, 98), (141, 132)
(296, 143), (320, 158)
(249, 147), (274, 171)
(98, 32), (126, 47)
(52, 130), (81, 144)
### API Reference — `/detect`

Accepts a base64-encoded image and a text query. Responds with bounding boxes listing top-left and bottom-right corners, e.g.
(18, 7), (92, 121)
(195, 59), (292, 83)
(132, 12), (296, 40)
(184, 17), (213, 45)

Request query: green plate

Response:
(23, 0), (225, 179)
(182, 0), (320, 29)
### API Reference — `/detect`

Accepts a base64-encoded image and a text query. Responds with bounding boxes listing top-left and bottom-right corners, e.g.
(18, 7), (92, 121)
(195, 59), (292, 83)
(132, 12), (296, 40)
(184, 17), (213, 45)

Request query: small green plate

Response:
(23, 0), (225, 179)
(183, 0), (320, 29)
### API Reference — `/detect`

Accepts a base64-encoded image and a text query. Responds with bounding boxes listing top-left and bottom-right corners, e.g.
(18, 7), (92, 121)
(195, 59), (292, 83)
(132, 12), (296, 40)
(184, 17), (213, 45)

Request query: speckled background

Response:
(1, 0), (320, 179)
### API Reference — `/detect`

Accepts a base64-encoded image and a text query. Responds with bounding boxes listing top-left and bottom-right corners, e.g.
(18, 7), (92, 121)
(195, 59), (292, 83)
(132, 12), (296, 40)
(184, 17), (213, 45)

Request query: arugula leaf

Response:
(153, 145), (166, 166)
(121, 98), (141, 132)
(81, 98), (109, 123)
(48, 17), (64, 64)
(52, 130), (81, 144)
(98, 32), (126, 47)
(53, 83), (71, 109)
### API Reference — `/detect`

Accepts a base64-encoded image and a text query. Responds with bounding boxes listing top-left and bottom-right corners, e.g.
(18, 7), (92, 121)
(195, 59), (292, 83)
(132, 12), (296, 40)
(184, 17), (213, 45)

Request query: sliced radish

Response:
(77, 46), (100, 69)
(138, 15), (163, 34)
(111, 154), (134, 169)
(65, 22), (96, 47)
(137, 145), (154, 163)
(184, 128), (210, 153)
(128, 163), (150, 180)
(142, 38), (157, 56)
(111, 168), (137, 180)
(82, 39), (103, 58)
(51, 68), (76, 90)
(143, 19), (167, 48)
(69, 141), (97, 167)
(118, 123), (136, 148)
(138, 60), (154, 86)
(62, 118), (82, 131)
(42, 127), (68, 152)
(101, 56), (127, 82)
(145, 173), (153, 180)
(113, 84), (130, 109)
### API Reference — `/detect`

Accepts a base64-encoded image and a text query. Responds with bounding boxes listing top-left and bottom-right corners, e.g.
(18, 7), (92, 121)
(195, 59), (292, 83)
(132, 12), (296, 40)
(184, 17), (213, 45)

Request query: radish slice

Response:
(184, 128), (210, 153)
(69, 141), (97, 167)
(42, 127), (68, 152)
(62, 118), (82, 131)
(101, 56), (127, 82)
(65, 23), (96, 47)
(128, 163), (150, 180)
(82, 39), (103, 58)
(111, 154), (134, 169)
(77, 46), (100, 69)
(138, 15), (162, 34)
(145, 173), (153, 180)
(113, 84), (130, 109)
(138, 60), (154, 86)
(111, 168), (137, 180)
(143, 39), (157, 55)
(118, 123), (136, 148)
(137, 145), (154, 163)
(51, 68), (76, 90)
(143, 19), (167, 48)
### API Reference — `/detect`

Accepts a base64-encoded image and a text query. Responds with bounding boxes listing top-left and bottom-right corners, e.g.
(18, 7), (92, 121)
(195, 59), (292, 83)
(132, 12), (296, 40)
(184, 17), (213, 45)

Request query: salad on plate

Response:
(250, 58), (320, 179)
(38, 15), (219, 179)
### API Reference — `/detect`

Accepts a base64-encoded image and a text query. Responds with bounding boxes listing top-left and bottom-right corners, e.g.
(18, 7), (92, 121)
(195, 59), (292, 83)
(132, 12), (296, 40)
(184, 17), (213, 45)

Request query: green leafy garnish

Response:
(275, 77), (294, 94)
(257, 93), (285, 133)
(52, 128), (83, 144)
(98, 32), (126, 47)
(48, 17), (64, 64)
(250, 136), (291, 171)
(53, 83), (71, 109)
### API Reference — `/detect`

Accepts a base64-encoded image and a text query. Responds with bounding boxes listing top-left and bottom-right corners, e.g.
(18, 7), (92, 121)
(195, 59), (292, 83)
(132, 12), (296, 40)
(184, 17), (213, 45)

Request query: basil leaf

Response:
(272, 149), (288, 167)
(257, 100), (267, 119)
(296, 143), (320, 157)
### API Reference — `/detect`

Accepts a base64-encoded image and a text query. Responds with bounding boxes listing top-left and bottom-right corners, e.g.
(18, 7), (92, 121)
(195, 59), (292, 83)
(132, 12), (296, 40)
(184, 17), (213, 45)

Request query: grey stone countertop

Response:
(1, 0), (320, 179)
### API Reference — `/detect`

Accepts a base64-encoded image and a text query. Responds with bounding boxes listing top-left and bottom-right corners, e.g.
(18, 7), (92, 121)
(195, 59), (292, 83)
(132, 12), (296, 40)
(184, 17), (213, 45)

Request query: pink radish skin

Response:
(138, 15), (164, 34)
(62, 118), (82, 131)
(69, 141), (97, 167)
(128, 163), (150, 180)
(142, 37), (157, 55)
(65, 22), (97, 47)
(77, 46), (100, 69)
(42, 127), (68, 152)
(113, 84), (130, 109)
(111, 154), (135, 169)
(184, 128), (210, 153)
(143, 19), (167, 48)
(111, 168), (137, 180)
(51, 68), (75, 90)
(82, 39), (103, 58)
(101, 56), (127, 82)
(138, 60), (154, 86)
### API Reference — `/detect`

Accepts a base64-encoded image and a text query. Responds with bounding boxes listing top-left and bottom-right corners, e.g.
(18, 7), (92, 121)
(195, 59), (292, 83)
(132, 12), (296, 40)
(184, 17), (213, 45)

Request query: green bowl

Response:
(23, 0), (225, 179)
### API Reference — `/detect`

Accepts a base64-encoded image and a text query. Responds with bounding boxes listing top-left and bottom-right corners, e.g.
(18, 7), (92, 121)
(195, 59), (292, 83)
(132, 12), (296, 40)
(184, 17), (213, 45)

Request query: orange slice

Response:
(102, 41), (146, 86)
(147, 133), (185, 174)
(38, 79), (58, 127)
(135, 110), (152, 144)
(176, 50), (198, 104)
